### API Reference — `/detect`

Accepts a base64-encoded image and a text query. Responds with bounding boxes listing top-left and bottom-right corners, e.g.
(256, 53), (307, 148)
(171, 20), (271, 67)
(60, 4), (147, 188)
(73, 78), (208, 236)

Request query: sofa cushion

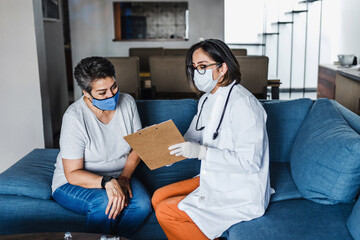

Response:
(0, 149), (58, 200)
(227, 199), (354, 240)
(347, 196), (360, 240)
(291, 99), (360, 204)
(262, 99), (313, 162)
(0, 194), (86, 235)
(269, 162), (302, 202)
(132, 212), (167, 240)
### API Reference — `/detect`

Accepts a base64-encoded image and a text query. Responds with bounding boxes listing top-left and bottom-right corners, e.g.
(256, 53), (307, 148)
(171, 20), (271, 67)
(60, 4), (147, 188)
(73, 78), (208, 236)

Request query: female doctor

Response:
(152, 39), (272, 240)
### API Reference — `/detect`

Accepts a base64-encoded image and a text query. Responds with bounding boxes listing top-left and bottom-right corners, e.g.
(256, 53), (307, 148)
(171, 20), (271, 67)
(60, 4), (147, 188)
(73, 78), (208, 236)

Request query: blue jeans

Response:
(52, 177), (151, 237)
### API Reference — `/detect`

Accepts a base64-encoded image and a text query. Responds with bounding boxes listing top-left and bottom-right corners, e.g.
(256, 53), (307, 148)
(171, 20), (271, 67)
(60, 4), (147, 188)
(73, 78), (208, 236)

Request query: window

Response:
(113, 2), (189, 41)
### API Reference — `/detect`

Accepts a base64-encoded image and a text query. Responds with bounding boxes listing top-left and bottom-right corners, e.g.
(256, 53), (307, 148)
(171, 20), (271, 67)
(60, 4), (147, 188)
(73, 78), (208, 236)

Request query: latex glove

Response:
(169, 141), (207, 160)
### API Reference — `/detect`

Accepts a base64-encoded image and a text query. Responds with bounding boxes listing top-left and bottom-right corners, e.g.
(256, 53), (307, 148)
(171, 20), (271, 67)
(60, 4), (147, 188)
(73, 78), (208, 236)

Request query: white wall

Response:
(69, 0), (225, 100)
(0, 0), (45, 172)
(225, 0), (265, 44)
(320, 0), (360, 64)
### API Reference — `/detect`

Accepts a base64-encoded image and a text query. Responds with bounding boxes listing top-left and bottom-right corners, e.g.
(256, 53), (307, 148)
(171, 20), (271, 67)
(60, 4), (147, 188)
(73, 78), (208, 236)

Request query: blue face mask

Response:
(92, 90), (119, 111)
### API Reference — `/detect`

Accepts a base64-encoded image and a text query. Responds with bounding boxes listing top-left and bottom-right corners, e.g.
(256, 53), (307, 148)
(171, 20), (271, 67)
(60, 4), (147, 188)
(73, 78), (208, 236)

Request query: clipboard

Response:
(123, 120), (186, 170)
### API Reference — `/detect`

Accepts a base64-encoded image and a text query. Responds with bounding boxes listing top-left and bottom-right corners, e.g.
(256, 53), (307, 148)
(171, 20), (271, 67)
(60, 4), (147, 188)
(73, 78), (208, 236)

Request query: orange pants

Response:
(152, 176), (209, 240)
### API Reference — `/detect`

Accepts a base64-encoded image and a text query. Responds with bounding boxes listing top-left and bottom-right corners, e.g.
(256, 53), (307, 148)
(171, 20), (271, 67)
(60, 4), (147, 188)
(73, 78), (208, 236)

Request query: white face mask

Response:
(194, 68), (223, 93)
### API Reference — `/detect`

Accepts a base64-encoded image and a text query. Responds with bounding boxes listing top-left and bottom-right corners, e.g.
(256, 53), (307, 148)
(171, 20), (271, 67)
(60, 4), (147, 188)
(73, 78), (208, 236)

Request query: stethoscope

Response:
(195, 83), (237, 140)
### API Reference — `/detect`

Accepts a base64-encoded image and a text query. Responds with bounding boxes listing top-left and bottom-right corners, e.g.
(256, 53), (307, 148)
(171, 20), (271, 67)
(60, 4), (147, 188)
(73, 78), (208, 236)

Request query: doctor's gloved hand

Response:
(169, 141), (207, 160)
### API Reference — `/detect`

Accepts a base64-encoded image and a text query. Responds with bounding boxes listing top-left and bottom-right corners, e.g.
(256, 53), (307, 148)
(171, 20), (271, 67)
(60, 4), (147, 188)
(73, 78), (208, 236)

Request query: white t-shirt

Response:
(51, 93), (142, 193)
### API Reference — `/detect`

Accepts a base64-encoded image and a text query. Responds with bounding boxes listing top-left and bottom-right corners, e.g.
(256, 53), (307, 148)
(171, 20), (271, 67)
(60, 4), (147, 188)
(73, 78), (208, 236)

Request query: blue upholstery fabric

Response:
(136, 99), (197, 135)
(332, 100), (360, 133)
(0, 149), (58, 199)
(0, 195), (86, 234)
(0, 99), (358, 239)
(132, 212), (167, 240)
(269, 162), (302, 202)
(291, 99), (360, 204)
(347, 197), (360, 240)
(227, 199), (354, 240)
(134, 212), (226, 240)
(262, 99), (313, 162)
(135, 99), (200, 194)
(135, 158), (200, 195)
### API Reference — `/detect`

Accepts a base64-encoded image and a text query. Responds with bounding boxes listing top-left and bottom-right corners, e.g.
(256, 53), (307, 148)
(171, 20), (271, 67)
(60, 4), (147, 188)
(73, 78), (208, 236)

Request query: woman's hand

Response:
(118, 176), (132, 206)
(169, 141), (207, 159)
(104, 179), (126, 220)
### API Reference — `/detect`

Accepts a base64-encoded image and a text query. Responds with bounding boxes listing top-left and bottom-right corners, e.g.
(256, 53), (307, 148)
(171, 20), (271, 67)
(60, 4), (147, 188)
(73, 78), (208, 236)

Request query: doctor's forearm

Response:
(121, 150), (140, 178)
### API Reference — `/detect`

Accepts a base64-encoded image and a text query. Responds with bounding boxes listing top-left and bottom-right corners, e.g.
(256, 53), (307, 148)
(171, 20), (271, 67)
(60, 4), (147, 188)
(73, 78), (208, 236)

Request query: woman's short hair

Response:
(74, 56), (116, 93)
(186, 39), (241, 89)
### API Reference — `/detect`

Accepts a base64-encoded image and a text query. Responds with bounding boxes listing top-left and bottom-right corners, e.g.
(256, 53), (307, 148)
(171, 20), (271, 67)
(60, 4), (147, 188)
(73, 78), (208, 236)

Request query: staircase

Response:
(225, 0), (323, 98)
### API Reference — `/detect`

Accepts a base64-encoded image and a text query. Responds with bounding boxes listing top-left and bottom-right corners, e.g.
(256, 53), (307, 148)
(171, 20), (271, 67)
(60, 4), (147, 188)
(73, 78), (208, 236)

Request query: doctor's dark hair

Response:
(74, 56), (116, 93)
(186, 39), (241, 88)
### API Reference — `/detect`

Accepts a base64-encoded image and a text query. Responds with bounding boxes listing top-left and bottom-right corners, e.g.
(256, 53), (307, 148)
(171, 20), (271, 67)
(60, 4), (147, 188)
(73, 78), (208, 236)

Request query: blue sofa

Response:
(0, 98), (359, 240)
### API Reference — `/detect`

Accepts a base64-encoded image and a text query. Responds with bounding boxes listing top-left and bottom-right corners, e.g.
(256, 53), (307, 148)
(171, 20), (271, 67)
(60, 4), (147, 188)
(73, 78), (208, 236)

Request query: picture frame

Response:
(42, 0), (61, 21)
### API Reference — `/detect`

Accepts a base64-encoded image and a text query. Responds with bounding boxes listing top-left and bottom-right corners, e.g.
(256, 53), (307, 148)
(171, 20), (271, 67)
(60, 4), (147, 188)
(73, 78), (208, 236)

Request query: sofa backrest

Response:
(136, 99), (197, 135)
(261, 99), (314, 162)
(135, 99), (201, 194)
(136, 98), (315, 164)
(134, 98), (315, 194)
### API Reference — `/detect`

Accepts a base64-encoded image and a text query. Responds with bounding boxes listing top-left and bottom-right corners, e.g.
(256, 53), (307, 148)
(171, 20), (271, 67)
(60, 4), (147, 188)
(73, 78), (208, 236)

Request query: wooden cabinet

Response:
(318, 64), (360, 115)
(317, 65), (336, 99)
(335, 71), (360, 115)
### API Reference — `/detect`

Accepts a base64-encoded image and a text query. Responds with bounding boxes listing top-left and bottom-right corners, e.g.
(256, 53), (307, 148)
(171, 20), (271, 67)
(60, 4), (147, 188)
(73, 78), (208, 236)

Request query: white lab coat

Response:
(178, 82), (271, 239)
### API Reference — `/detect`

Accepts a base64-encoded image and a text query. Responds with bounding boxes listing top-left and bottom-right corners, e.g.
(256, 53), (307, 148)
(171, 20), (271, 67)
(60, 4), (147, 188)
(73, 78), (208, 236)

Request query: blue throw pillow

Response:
(0, 149), (58, 200)
(290, 99), (360, 204)
(347, 196), (360, 240)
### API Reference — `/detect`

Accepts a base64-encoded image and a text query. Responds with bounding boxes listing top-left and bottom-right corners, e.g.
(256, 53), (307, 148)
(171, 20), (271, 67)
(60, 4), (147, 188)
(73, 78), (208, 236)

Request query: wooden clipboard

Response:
(123, 120), (186, 170)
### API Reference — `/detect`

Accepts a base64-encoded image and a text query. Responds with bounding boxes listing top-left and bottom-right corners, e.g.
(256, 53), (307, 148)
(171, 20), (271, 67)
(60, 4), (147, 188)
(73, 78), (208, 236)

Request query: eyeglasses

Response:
(188, 62), (222, 75)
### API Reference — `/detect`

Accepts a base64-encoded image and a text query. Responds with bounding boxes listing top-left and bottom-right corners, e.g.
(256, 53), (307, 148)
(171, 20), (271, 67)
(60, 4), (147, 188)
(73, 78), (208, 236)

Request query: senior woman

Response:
(152, 39), (272, 239)
(51, 56), (151, 237)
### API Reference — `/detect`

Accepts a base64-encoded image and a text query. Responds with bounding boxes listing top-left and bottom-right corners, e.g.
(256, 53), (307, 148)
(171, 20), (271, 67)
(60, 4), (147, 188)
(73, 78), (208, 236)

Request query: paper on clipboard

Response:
(123, 120), (186, 170)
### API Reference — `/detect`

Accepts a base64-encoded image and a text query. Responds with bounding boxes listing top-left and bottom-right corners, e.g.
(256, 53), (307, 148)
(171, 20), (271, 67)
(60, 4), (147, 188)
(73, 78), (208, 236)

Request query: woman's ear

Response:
(219, 62), (228, 76)
(83, 89), (92, 100)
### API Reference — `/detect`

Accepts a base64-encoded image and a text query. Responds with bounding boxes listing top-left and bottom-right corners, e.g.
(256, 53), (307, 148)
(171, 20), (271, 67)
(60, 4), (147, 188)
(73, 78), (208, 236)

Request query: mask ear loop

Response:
(213, 63), (224, 81)
(214, 74), (223, 81)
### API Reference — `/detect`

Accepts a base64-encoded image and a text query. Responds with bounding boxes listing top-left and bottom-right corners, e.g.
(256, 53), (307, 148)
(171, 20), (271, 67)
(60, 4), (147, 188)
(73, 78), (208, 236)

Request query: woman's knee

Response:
(152, 187), (168, 210)
(154, 200), (175, 225)
(133, 194), (152, 216)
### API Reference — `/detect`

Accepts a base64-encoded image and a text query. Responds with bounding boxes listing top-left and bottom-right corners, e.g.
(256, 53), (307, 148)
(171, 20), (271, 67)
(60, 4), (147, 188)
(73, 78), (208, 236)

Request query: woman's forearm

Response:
(65, 169), (103, 188)
(120, 150), (140, 179)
